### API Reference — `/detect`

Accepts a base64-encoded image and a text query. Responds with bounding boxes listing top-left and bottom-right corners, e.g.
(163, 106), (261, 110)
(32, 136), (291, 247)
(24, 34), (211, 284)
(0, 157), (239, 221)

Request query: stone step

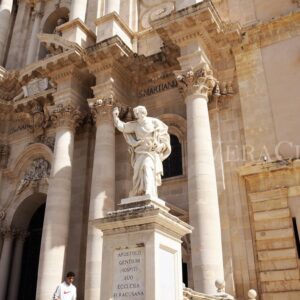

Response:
(260, 269), (300, 282)
(258, 248), (297, 261)
(259, 259), (299, 271)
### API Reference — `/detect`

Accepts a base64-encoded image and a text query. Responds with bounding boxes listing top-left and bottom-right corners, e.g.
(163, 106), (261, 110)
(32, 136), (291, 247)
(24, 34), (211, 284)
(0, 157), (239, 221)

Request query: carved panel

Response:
(139, 0), (175, 30)
(16, 158), (51, 195)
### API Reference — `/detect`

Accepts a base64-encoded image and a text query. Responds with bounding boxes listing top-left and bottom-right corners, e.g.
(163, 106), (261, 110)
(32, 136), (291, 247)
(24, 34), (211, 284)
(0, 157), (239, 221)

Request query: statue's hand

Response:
(113, 107), (119, 118)
(154, 142), (165, 153)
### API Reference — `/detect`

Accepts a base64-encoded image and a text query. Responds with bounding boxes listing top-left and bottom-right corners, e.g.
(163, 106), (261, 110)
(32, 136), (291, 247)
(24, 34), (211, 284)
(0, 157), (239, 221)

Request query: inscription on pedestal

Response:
(112, 247), (145, 299)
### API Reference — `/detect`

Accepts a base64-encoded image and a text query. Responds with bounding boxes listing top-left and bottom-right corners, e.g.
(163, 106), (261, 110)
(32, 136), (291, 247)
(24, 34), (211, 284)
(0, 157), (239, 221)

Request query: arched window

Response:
(163, 134), (183, 179)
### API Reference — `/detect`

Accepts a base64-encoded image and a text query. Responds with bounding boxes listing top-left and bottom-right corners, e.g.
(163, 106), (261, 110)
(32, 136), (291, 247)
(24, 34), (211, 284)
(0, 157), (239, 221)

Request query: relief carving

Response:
(16, 158), (51, 195)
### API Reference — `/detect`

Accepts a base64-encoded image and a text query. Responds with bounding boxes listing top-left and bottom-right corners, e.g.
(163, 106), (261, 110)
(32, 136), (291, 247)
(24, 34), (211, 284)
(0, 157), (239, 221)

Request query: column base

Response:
(57, 18), (96, 48)
(95, 12), (135, 51)
(93, 198), (192, 300)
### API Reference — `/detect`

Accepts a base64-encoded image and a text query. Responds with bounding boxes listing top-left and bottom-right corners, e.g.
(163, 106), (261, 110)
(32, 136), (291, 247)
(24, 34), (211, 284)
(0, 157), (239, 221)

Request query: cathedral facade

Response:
(0, 0), (300, 299)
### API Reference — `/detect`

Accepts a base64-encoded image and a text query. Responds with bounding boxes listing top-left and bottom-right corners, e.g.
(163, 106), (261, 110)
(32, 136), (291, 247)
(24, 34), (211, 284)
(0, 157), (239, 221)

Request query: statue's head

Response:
(133, 106), (147, 119)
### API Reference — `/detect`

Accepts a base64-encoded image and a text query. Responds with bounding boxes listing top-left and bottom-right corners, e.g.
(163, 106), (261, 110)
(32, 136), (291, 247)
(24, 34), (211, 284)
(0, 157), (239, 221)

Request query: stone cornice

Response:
(238, 159), (300, 177)
(95, 12), (134, 40)
(56, 18), (96, 41)
(233, 10), (300, 53)
(151, 0), (241, 62)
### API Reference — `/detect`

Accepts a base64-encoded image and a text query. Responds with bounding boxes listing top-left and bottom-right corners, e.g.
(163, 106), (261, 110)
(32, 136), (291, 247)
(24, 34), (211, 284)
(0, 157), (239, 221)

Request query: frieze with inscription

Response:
(112, 247), (145, 299)
(138, 79), (177, 98)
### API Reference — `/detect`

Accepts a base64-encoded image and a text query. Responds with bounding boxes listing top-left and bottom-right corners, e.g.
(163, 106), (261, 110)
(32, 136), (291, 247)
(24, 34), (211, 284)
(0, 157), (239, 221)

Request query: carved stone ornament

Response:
(13, 78), (53, 102)
(16, 158), (51, 195)
(175, 65), (218, 99)
(0, 144), (10, 168)
(51, 103), (83, 130)
(91, 97), (114, 126)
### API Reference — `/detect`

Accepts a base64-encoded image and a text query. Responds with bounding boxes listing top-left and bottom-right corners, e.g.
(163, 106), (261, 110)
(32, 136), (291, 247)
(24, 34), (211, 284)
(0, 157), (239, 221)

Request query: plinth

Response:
(93, 195), (193, 300)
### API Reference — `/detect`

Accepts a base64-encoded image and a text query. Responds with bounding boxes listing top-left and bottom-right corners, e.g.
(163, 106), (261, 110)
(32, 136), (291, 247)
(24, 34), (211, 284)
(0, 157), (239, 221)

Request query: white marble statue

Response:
(113, 105), (171, 199)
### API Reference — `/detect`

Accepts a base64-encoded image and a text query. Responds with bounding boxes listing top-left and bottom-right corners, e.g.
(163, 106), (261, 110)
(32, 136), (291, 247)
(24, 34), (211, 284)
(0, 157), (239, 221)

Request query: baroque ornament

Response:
(16, 158), (51, 195)
(175, 65), (217, 99)
(51, 103), (83, 130)
(91, 97), (114, 125)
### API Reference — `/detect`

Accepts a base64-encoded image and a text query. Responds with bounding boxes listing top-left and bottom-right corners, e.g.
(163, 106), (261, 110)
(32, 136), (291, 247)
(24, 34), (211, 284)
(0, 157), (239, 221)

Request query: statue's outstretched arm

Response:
(112, 107), (135, 133)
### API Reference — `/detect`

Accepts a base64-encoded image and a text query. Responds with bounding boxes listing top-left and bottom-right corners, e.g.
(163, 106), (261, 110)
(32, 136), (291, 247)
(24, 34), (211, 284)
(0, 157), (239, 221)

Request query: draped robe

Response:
(117, 117), (171, 198)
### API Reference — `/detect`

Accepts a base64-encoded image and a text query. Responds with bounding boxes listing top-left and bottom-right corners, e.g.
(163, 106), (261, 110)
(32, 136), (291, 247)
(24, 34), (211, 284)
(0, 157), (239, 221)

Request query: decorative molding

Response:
(90, 98), (115, 126)
(51, 103), (84, 130)
(16, 158), (51, 195)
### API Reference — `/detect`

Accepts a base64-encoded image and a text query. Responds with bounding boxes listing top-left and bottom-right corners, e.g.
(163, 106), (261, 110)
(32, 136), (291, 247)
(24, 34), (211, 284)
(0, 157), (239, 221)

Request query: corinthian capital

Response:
(90, 97), (114, 126)
(51, 104), (84, 131)
(175, 65), (217, 99)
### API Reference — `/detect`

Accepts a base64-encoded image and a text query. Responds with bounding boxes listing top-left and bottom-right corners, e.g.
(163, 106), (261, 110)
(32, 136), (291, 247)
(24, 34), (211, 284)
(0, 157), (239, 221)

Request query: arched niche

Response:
(9, 192), (46, 229)
(38, 6), (69, 59)
(2, 143), (52, 213)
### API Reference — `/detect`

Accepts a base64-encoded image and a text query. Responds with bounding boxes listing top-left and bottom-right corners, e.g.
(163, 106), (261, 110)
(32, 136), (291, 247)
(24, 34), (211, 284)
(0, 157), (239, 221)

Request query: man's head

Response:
(66, 271), (75, 285)
(133, 106), (147, 120)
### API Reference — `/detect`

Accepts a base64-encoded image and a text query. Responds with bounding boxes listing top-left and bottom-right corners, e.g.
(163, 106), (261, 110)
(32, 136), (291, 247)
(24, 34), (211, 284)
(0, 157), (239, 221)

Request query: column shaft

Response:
(69, 0), (88, 21)
(26, 11), (42, 65)
(0, 231), (14, 300)
(7, 234), (27, 300)
(0, 0), (13, 65)
(85, 101), (115, 300)
(105, 0), (120, 14)
(186, 94), (224, 294)
(36, 124), (75, 300)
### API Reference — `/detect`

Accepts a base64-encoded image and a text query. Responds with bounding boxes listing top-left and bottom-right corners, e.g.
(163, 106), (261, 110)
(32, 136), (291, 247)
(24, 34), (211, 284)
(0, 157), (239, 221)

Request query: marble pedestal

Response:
(93, 197), (192, 300)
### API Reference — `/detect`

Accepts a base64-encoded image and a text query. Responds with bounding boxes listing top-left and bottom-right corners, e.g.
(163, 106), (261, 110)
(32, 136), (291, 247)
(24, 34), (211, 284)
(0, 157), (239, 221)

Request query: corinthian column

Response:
(0, 229), (15, 300)
(35, 104), (83, 300)
(7, 231), (28, 300)
(84, 98), (115, 300)
(176, 66), (224, 294)
(0, 0), (13, 65)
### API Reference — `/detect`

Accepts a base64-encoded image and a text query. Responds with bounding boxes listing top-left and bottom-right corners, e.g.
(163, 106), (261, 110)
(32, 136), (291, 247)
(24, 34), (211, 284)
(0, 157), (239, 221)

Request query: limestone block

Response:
(254, 218), (291, 231)
(256, 239), (295, 251)
(258, 248), (297, 261)
(262, 280), (300, 293)
(260, 269), (300, 282)
(254, 208), (290, 222)
(252, 198), (288, 212)
(249, 188), (288, 202)
(259, 259), (298, 271)
(262, 291), (300, 300)
(255, 228), (293, 241)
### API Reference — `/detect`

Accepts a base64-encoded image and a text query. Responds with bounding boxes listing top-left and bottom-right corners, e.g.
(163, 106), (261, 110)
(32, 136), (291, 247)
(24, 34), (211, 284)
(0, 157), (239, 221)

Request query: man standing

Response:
(53, 271), (77, 300)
